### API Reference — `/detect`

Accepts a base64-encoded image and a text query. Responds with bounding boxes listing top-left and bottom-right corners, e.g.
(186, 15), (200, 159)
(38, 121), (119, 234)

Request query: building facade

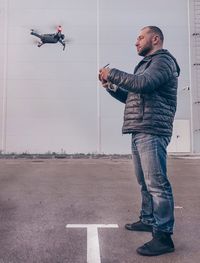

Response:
(0, 0), (193, 154)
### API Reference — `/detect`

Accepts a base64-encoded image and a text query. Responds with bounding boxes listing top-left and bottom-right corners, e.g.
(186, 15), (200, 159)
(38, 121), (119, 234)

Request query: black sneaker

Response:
(137, 232), (175, 256)
(125, 220), (152, 232)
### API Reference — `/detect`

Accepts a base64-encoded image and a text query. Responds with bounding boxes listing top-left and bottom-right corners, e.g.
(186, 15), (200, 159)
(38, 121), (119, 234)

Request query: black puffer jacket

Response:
(107, 49), (180, 137)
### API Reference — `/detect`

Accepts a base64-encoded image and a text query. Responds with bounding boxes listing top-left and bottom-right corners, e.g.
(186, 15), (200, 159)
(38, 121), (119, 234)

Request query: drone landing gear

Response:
(37, 42), (44, 48)
(58, 40), (66, 50)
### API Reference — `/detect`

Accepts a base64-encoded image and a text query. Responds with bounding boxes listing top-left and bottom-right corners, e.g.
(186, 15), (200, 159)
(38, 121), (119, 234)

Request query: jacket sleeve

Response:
(107, 56), (178, 94)
(106, 86), (128, 104)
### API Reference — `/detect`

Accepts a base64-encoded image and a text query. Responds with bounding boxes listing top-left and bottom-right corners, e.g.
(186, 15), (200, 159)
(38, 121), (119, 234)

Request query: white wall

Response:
(0, 0), (190, 154)
(1, 0), (98, 153)
(168, 120), (190, 153)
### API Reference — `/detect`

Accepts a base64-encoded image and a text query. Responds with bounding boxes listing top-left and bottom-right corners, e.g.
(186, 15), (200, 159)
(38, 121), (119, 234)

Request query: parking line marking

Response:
(66, 224), (119, 263)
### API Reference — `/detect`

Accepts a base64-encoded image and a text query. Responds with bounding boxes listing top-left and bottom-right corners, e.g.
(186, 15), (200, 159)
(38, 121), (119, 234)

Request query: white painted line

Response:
(66, 224), (119, 263)
(87, 225), (101, 263)
(175, 206), (183, 209)
(66, 224), (119, 228)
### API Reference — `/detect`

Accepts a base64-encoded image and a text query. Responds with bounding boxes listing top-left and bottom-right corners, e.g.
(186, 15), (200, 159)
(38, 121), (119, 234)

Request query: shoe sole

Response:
(125, 225), (152, 232)
(136, 247), (175, 256)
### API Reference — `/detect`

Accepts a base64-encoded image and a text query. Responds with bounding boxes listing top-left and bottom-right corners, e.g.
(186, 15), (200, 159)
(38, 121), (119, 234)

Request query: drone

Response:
(30, 25), (66, 50)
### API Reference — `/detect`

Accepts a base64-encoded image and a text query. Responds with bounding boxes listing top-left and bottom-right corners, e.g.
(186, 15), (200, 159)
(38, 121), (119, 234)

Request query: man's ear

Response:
(154, 35), (160, 44)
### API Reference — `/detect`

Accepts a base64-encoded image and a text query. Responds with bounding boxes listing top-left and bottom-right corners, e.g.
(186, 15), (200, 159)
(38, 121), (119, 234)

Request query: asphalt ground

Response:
(0, 157), (199, 263)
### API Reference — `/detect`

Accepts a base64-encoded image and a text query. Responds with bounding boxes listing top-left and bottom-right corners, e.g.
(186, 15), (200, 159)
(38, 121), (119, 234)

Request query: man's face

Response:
(135, 28), (154, 57)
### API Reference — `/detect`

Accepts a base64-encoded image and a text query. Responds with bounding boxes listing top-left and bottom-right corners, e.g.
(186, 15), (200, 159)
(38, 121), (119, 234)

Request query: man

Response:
(99, 26), (180, 256)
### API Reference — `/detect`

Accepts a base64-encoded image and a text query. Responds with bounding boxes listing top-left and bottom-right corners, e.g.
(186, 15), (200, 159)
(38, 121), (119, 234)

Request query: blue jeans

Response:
(131, 132), (174, 234)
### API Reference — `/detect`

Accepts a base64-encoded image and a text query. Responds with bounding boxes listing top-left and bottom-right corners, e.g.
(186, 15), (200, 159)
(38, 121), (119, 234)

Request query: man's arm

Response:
(107, 56), (178, 94)
(106, 84), (128, 104)
(99, 68), (128, 103)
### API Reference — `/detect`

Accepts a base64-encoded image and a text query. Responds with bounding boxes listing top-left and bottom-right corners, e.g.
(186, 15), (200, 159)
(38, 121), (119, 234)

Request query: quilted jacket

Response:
(107, 49), (180, 136)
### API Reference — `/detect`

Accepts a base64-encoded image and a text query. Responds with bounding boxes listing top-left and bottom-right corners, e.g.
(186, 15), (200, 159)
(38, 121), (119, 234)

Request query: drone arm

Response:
(58, 39), (66, 50)
(37, 42), (44, 47)
(31, 31), (42, 40)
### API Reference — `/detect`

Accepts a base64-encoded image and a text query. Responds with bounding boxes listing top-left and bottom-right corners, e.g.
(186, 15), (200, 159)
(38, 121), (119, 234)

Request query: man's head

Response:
(135, 26), (164, 57)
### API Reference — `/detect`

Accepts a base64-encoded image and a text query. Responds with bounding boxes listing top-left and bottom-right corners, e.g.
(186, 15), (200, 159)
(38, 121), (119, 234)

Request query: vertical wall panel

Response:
(0, 0), (9, 152)
(188, 0), (200, 153)
(99, 0), (189, 153)
(3, 0), (98, 153)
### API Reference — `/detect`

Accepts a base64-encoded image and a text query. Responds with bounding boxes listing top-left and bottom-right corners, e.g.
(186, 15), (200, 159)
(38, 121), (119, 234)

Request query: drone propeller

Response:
(30, 39), (41, 47)
(30, 28), (39, 33)
(32, 39), (41, 45)
(64, 37), (73, 44)
(57, 25), (62, 32)
(48, 24), (64, 32)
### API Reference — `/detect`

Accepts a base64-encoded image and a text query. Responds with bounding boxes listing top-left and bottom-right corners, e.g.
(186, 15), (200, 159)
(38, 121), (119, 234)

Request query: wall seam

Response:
(1, 0), (9, 153)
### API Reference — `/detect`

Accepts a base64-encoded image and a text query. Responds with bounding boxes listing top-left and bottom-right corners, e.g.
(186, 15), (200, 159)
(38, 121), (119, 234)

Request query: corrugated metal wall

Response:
(188, 0), (200, 153)
(0, 0), (190, 154)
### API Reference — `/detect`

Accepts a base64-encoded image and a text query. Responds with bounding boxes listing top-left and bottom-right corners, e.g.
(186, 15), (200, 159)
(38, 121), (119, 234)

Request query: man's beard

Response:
(138, 43), (153, 57)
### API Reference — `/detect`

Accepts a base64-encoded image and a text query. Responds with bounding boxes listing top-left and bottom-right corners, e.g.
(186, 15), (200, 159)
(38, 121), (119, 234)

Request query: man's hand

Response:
(98, 67), (118, 92)
(101, 81), (110, 89)
(99, 67), (110, 83)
